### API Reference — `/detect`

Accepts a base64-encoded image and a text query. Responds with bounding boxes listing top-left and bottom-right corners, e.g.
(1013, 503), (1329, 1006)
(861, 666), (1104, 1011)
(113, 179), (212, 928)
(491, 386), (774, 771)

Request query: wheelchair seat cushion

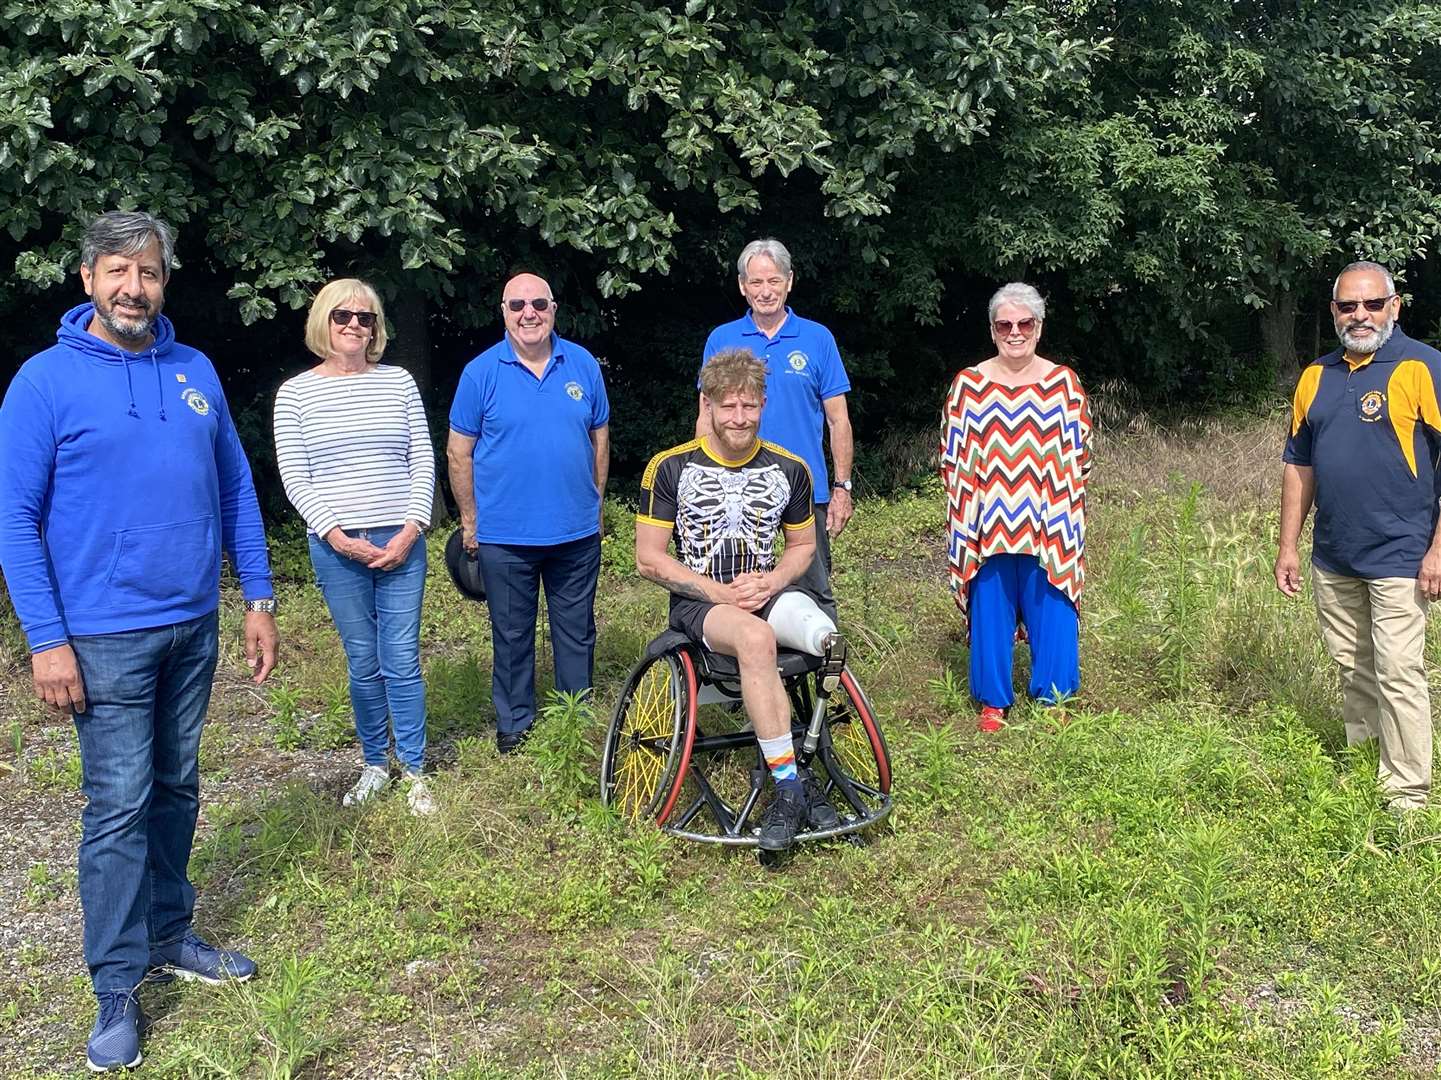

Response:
(641, 629), (823, 682)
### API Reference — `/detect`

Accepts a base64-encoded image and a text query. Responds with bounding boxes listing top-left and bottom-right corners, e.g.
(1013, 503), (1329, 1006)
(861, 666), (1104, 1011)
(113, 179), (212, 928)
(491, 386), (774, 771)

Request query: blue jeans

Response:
(70, 611), (220, 994)
(968, 554), (1080, 708)
(308, 526), (427, 772)
(476, 534), (600, 734)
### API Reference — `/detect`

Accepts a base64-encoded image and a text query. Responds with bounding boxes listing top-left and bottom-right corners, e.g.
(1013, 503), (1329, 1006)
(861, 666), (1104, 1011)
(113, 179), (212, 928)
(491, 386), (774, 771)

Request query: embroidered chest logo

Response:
(564, 381), (584, 401)
(787, 350), (808, 372)
(1358, 390), (1385, 422)
(181, 388), (210, 416)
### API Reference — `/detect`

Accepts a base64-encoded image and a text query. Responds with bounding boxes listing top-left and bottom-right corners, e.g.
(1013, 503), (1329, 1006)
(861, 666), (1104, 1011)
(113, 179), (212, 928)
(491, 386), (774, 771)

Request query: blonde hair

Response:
(700, 348), (767, 401)
(305, 278), (388, 362)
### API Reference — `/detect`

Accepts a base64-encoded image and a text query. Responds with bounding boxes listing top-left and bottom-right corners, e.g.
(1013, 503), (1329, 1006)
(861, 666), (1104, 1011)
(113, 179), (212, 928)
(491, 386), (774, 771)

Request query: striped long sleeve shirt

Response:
(273, 364), (435, 538)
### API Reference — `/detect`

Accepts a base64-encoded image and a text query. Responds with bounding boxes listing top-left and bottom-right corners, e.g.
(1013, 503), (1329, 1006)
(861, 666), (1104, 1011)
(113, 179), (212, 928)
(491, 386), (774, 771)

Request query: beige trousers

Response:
(1311, 565), (1432, 809)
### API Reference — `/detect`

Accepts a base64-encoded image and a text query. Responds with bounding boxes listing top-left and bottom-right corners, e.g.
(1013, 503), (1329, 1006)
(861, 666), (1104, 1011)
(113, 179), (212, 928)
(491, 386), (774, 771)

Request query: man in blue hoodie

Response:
(0, 210), (279, 1071)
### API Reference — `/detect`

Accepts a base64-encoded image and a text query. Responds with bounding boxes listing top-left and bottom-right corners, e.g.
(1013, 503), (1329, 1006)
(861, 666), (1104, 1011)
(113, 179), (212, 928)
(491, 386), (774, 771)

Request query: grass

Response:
(4, 409), (1441, 1077)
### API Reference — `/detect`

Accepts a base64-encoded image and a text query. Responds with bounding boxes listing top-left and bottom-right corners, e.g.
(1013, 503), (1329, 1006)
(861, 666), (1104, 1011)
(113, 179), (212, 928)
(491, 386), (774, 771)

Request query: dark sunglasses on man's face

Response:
(504, 297), (552, 313)
(330, 309), (378, 328)
(1332, 295), (1394, 315)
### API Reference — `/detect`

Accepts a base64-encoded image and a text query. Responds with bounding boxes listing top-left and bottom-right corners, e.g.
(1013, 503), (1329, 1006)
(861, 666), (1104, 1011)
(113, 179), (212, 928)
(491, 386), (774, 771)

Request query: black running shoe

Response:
(757, 786), (807, 851)
(803, 770), (841, 830)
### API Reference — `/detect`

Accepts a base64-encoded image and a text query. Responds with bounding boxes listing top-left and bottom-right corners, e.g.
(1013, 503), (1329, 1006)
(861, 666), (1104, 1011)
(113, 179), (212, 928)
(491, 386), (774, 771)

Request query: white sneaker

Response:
(343, 764), (390, 807)
(403, 772), (436, 817)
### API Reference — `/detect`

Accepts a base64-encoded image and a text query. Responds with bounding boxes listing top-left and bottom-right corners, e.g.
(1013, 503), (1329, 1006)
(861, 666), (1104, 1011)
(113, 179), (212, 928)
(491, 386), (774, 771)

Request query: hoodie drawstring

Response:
(121, 349), (168, 420)
(152, 348), (166, 421)
(122, 355), (139, 418)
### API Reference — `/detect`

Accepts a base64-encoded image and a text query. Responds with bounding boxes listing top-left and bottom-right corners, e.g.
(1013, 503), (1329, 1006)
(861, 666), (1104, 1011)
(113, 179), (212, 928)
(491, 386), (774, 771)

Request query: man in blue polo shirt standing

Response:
(1276, 260), (1441, 812)
(697, 238), (855, 616)
(447, 272), (610, 754)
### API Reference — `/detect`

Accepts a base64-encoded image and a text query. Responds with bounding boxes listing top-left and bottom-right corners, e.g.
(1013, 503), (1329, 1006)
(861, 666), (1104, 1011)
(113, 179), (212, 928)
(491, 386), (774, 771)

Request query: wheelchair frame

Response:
(600, 630), (893, 848)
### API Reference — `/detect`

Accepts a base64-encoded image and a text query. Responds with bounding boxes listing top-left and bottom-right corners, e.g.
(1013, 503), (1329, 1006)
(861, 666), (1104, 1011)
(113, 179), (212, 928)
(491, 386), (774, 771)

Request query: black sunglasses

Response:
(1332, 295), (1394, 314)
(504, 297), (552, 313)
(330, 309), (378, 328)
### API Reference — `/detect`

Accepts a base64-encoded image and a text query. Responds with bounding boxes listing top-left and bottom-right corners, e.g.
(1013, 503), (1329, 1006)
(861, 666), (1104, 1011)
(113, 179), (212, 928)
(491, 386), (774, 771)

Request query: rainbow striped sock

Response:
(758, 734), (801, 789)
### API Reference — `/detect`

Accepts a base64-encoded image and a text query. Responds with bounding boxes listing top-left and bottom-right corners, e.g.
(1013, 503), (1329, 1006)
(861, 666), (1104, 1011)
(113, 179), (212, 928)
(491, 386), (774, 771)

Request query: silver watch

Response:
(832, 479), (853, 492)
(244, 598), (278, 615)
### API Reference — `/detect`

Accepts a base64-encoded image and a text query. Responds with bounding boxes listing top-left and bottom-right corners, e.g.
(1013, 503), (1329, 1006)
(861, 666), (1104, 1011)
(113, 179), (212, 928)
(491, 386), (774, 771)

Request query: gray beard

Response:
(97, 305), (155, 344)
(1339, 319), (1394, 355)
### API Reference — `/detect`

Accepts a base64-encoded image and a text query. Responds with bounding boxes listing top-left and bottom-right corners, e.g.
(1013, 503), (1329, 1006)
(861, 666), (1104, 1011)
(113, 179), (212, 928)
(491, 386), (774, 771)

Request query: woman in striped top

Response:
(274, 278), (437, 813)
(940, 283), (1092, 732)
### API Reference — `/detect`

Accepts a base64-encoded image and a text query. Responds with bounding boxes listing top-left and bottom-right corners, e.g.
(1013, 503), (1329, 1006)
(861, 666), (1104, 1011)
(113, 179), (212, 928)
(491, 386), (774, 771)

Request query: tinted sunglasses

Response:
(1332, 295), (1394, 314)
(504, 297), (552, 313)
(330, 309), (378, 328)
(993, 317), (1037, 336)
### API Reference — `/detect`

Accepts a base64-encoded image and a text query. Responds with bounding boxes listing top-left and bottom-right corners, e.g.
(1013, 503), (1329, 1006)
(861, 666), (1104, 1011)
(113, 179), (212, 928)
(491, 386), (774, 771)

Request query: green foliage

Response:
(266, 684), (303, 751)
(530, 688), (600, 805)
(0, 0), (1095, 327)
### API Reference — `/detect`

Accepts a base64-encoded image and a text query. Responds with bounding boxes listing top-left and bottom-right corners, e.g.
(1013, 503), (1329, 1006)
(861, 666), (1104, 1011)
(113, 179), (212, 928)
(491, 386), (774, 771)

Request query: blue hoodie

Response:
(0, 304), (273, 652)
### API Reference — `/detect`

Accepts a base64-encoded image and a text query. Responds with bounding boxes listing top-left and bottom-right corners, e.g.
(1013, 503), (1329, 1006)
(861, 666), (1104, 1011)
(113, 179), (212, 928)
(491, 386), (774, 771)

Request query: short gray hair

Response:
(1333, 260), (1395, 298)
(987, 282), (1045, 323)
(81, 210), (175, 274)
(737, 238), (793, 279)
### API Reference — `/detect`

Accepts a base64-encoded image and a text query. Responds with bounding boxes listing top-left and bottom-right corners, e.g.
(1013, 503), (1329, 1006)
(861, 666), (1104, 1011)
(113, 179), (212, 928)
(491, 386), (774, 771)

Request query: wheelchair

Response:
(600, 629), (893, 854)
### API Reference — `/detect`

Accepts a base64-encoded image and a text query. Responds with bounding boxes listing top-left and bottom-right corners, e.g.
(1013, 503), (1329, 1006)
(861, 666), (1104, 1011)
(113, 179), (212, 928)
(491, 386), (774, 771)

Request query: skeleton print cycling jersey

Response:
(638, 438), (814, 583)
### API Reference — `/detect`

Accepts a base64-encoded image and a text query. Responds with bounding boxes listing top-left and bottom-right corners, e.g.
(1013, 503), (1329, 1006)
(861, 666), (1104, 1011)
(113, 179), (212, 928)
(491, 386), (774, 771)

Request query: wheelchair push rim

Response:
(600, 649), (697, 824)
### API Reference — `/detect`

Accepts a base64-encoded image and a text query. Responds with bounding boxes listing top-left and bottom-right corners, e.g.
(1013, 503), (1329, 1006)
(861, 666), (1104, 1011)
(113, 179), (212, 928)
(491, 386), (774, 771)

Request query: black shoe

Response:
(758, 786), (807, 851)
(802, 770), (841, 830)
(497, 728), (531, 755)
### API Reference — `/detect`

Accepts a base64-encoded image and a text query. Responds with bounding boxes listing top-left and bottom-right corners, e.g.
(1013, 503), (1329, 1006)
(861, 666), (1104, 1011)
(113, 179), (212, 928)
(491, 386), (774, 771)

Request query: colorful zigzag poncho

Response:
(940, 364), (1092, 615)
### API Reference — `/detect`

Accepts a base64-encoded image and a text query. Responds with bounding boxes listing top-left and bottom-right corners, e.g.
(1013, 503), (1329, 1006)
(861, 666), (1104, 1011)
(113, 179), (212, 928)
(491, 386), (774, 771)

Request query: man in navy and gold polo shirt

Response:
(1276, 260), (1441, 811)
(447, 272), (610, 754)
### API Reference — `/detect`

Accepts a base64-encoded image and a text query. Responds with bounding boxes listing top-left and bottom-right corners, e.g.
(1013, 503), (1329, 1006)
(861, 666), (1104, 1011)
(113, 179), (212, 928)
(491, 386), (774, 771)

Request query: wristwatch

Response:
(832, 479), (853, 492)
(244, 598), (278, 615)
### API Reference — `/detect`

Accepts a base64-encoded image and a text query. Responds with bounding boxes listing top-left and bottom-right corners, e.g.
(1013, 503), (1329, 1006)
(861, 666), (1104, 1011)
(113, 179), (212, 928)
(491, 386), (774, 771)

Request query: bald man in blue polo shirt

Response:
(1276, 260), (1441, 812)
(697, 238), (856, 616)
(447, 272), (610, 754)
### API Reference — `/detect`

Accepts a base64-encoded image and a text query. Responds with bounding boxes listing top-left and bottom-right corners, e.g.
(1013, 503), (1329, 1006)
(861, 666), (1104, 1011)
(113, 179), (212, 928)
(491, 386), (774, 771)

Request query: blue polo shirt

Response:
(701, 308), (850, 502)
(450, 333), (609, 545)
(1284, 328), (1441, 579)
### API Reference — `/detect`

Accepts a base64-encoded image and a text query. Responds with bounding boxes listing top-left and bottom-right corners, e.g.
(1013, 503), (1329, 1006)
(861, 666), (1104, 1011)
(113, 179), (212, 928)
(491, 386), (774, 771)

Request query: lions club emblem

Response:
(565, 381), (584, 401)
(1358, 390), (1385, 422)
(787, 351), (808, 372)
(181, 388), (210, 416)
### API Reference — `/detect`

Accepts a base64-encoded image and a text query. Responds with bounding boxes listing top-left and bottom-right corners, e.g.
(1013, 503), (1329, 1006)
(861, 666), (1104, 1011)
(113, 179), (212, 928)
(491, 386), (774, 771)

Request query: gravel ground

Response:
(0, 670), (363, 1076)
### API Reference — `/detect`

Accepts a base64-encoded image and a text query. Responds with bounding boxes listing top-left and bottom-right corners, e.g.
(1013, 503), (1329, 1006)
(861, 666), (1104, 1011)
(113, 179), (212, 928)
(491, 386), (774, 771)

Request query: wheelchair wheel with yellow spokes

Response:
(600, 650), (696, 824)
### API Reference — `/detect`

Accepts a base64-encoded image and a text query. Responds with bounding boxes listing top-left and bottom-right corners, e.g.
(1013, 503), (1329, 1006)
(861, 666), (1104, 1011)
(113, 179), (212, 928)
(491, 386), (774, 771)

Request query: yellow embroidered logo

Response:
(787, 350), (808, 372)
(1359, 390), (1385, 422)
(565, 381), (584, 401)
(181, 388), (210, 416)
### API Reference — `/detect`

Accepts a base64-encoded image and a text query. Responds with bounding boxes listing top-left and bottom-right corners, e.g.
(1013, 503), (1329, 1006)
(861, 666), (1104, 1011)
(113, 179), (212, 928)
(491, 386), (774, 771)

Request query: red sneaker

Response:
(977, 705), (1006, 733)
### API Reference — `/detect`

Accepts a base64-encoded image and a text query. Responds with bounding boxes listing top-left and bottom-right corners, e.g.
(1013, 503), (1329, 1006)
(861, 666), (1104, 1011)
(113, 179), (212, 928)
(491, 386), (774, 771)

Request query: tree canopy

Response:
(5, 0), (1441, 489)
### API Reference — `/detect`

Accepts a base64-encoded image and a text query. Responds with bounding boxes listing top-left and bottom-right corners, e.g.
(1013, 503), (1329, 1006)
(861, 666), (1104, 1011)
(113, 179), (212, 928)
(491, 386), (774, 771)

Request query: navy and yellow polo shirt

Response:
(1284, 328), (1441, 579)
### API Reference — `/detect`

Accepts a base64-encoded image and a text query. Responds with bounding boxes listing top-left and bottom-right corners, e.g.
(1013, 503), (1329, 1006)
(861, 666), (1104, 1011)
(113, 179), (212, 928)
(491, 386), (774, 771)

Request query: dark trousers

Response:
(476, 533), (601, 733)
(798, 502), (837, 619)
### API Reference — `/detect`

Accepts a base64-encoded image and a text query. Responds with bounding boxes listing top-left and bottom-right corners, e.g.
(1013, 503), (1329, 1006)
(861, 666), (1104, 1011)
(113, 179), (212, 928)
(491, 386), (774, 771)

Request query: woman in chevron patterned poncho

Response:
(940, 283), (1092, 733)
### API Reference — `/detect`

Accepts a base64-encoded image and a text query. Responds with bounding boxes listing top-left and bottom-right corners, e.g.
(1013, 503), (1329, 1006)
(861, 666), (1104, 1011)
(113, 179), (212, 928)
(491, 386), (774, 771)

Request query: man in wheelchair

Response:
(635, 349), (847, 851)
